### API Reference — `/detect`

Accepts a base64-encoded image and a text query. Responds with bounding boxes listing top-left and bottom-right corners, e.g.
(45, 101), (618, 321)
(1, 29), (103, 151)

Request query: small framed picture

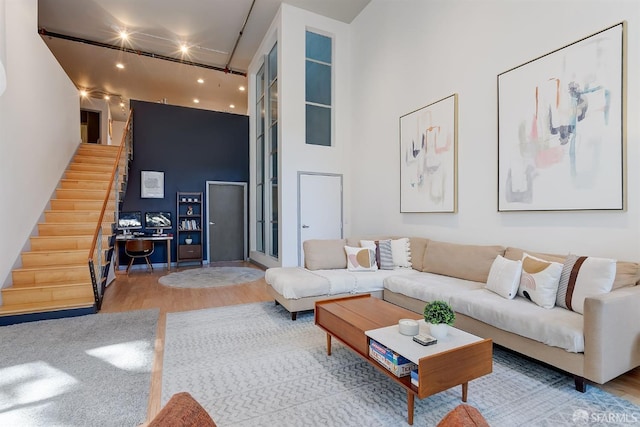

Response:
(141, 171), (164, 199)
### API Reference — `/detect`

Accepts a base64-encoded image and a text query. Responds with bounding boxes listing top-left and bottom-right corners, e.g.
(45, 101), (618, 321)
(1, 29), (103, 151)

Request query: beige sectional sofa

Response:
(264, 236), (640, 391)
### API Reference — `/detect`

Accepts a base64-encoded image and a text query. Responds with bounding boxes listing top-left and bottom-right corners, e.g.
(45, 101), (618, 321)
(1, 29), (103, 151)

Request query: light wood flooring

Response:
(100, 263), (640, 424)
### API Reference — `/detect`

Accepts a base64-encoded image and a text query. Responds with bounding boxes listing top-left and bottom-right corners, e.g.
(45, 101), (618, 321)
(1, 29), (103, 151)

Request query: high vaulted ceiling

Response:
(38, 0), (370, 121)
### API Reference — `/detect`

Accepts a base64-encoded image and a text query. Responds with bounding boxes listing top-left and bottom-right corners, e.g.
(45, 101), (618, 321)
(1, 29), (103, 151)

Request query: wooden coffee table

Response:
(315, 294), (492, 425)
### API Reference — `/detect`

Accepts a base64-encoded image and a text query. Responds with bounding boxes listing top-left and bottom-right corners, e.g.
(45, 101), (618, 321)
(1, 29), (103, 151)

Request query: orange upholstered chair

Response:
(147, 392), (216, 427)
(437, 404), (489, 427)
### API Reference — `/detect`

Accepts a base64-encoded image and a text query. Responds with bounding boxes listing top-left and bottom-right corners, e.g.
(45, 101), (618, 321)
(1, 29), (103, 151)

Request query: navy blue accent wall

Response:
(120, 100), (249, 265)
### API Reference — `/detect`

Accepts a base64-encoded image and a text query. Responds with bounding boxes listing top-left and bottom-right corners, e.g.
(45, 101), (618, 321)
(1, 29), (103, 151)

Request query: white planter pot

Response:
(185, 239), (193, 245)
(429, 323), (449, 340)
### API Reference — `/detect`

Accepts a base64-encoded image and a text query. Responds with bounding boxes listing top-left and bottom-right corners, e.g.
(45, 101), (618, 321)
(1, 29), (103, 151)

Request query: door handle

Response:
(210, 222), (216, 225)
(302, 224), (310, 229)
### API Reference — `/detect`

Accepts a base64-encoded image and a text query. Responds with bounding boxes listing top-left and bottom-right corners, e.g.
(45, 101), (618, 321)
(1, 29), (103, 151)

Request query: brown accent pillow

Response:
(422, 240), (505, 283)
(612, 261), (640, 290)
(303, 239), (347, 270)
(409, 237), (429, 272)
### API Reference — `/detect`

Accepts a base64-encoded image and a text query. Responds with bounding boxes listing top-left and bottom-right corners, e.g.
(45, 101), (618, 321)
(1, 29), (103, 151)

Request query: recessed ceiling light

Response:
(119, 30), (128, 40)
(116, 63), (125, 69)
(180, 44), (189, 54)
(197, 78), (204, 84)
(238, 86), (246, 92)
(104, 95), (110, 100)
(119, 101), (125, 107)
(79, 89), (88, 97)
(193, 99), (200, 104)
(229, 104), (235, 109)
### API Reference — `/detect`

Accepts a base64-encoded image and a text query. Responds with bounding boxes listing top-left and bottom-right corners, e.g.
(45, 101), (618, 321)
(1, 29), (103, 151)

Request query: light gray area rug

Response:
(162, 303), (640, 426)
(158, 266), (265, 288)
(0, 309), (158, 427)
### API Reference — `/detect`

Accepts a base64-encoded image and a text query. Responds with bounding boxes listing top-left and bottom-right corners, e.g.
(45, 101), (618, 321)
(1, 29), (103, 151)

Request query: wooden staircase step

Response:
(1, 283), (94, 305)
(30, 235), (111, 251)
(0, 298), (95, 317)
(38, 222), (112, 236)
(77, 144), (119, 157)
(60, 179), (111, 190)
(2, 142), (124, 319)
(68, 162), (113, 173)
(21, 249), (89, 267)
(72, 155), (117, 166)
(50, 199), (116, 211)
(12, 264), (91, 285)
(65, 170), (114, 181)
(45, 210), (112, 223)
(55, 188), (108, 200)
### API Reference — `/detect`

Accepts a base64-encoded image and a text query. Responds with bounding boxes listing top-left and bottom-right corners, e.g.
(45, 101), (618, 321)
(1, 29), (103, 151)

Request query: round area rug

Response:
(158, 266), (265, 289)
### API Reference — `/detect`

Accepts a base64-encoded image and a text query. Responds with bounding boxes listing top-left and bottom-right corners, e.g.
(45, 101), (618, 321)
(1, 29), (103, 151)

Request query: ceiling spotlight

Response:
(229, 104), (235, 109)
(104, 94), (110, 100)
(79, 89), (88, 97)
(197, 78), (204, 84)
(116, 63), (125, 69)
(180, 44), (189, 54)
(119, 101), (125, 107)
(119, 30), (129, 40)
(238, 86), (246, 92)
(193, 99), (200, 104)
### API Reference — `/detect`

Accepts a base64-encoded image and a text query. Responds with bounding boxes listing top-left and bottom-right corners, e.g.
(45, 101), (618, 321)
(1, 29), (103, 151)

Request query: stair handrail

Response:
(88, 110), (134, 308)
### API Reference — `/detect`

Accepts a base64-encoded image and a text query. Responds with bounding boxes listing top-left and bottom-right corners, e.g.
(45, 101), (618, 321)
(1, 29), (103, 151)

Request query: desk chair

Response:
(124, 240), (155, 274)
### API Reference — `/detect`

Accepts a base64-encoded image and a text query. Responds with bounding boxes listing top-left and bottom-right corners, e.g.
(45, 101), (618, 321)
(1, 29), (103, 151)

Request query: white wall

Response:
(0, 0), (80, 288)
(111, 120), (127, 146)
(249, 4), (352, 267)
(349, 0), (640, 261)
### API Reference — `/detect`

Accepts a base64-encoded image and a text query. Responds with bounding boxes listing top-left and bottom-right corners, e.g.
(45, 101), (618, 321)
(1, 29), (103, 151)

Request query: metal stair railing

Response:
(88, 109), (134, 309)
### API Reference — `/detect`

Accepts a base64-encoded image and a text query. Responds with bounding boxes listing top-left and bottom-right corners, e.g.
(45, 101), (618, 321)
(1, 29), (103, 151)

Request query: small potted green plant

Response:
(423, 300), (455, 339)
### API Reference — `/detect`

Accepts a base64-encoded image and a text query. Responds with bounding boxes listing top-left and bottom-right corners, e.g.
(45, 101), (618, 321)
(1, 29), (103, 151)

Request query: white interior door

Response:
(298, 173), (343, 266)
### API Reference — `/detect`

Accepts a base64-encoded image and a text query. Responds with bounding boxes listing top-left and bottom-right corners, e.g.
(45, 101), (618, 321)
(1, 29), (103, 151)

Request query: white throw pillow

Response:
(556, 254), (616, 314)
(344, 246), (378, 271)
(518, 253), (562, 309)
(390, 238), (412, 268)
(485, 255), (522, 299)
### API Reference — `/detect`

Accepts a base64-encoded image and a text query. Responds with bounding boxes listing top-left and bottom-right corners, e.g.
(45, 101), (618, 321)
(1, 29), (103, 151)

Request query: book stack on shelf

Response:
(369, 339), (417, 377)
(180, 219), (199, 230)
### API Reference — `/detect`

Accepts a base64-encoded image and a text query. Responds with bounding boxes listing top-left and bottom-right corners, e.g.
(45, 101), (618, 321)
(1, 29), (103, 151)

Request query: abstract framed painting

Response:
(498, 22), (624, 211)
(400, 94), (458, 213)
(141, 170), (165, 199)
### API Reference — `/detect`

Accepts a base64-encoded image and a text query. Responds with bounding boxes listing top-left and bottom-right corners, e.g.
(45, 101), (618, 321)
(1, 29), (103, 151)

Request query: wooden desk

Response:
(115, 235), (173, 271)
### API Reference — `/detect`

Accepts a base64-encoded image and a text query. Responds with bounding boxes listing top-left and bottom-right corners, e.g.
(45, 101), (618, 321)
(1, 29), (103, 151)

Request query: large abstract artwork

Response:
(498, 23), (624, 211)
(400, 94), (458, 213)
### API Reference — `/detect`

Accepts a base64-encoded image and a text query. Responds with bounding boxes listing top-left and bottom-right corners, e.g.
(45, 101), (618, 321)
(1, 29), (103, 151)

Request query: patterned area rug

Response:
(162, 303), (640, 426)
(158, 266), (265, 288)
(0, 309), (158, 427)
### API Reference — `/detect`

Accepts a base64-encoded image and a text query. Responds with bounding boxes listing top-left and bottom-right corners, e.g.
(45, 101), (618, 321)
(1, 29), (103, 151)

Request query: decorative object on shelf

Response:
(400, 93), (458, 213)
(398, 319), (419, 336)
(498, 22), (624, 211)
(424, 300), (455, 339)
(185, 236), (193, 245)
(141, 170), (165, 198)
(186, 205), (193, 216)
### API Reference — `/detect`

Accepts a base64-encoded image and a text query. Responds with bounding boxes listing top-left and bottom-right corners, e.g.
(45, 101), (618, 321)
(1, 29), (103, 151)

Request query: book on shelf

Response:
(369, 340), (417, 378)
(410, 369), (419, 387)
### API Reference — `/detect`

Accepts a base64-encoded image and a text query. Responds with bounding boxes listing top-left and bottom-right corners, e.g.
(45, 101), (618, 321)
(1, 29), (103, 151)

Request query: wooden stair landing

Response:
(0, 143), (122, 320)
